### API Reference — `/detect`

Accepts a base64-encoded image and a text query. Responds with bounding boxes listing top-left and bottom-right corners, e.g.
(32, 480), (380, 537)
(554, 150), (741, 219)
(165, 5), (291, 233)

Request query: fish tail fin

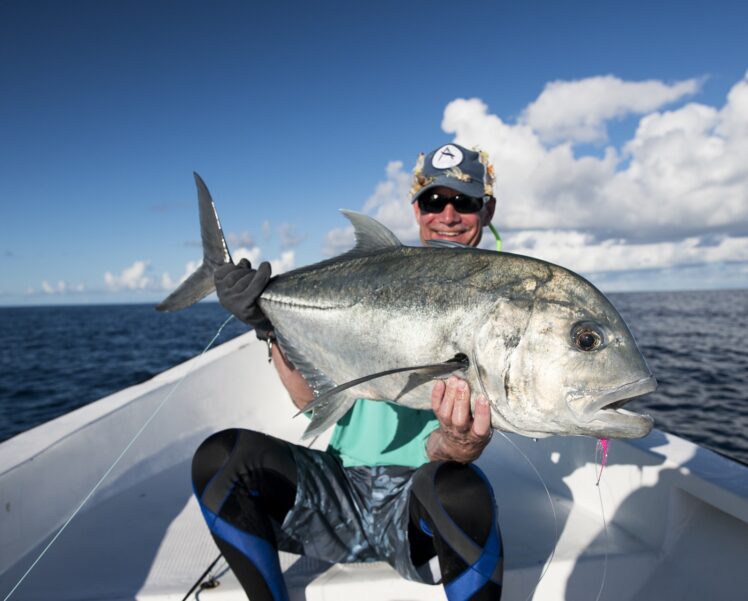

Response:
(156, 173), (232, 312)
(302, 395), (357, 440)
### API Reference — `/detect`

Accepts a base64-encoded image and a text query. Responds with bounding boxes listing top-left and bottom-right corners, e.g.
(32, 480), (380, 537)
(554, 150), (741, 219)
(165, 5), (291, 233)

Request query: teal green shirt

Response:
(326, 399), (439, 468)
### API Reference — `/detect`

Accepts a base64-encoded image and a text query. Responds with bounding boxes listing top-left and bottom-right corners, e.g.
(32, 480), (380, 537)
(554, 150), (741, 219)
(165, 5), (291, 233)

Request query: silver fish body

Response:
(262, 237), (655, 440)
(158, 175), (655, 440)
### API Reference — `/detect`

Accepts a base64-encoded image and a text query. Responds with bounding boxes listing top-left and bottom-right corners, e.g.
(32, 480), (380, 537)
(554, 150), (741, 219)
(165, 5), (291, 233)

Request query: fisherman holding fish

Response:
(192, 144), (504, 600)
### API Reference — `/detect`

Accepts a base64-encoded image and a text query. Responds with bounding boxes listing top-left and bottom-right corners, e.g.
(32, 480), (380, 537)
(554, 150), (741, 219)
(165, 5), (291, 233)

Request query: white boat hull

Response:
(1, 333), (747, 600)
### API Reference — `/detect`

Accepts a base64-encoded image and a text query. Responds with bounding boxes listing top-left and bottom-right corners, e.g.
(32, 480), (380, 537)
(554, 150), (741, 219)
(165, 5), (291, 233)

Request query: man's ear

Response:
(412, 200), (421, 221)
(482, 197), (497, 224)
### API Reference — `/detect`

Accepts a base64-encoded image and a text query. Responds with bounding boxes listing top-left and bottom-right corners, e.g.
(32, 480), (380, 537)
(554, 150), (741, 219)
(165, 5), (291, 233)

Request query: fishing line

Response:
(593, 439), (610, 601)
(3, 315), (235, 601)
(469, 350), (558, 601)
(496, 430), (559, 601)
(181, 553), (223, 601)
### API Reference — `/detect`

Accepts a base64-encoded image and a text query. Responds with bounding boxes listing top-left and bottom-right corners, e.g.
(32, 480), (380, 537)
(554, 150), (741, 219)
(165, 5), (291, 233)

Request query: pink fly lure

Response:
(595, 438), (610, 486)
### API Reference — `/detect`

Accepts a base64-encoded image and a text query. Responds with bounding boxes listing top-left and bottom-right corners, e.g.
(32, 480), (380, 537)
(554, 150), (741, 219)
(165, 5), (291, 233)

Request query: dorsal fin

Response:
(340, 210), (402, 256)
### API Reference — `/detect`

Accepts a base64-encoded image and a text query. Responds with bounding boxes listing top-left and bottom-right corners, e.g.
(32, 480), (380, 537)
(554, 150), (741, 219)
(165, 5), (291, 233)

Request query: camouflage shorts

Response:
(275, 443), (437, 584)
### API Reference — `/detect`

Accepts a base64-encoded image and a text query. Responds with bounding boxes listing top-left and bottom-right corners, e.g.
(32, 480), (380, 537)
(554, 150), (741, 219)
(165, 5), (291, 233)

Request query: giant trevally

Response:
(158, 174), (656, 440)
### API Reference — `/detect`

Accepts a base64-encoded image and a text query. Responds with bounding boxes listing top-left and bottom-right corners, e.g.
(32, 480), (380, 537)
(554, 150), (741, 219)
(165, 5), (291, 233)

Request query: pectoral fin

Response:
(298, 354), (470, 438)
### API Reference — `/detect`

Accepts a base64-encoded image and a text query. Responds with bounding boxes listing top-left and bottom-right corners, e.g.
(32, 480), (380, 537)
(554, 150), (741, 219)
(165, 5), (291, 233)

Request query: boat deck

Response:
(2, 334), (747, 600)
(2, 450), (655, 600)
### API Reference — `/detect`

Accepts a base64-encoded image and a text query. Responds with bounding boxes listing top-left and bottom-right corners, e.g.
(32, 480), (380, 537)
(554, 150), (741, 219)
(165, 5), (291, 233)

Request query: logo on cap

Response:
(431, 144), (463, 169)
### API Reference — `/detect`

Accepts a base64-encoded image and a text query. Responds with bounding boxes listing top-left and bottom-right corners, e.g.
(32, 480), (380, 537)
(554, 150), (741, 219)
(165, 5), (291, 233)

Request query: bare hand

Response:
(427, 376), (492, 463)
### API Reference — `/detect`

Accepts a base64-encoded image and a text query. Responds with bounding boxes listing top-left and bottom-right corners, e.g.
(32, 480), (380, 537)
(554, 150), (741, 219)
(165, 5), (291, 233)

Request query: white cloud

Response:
(270, 250), (296, 273)
(442, 72), (748, 241)
(40, 280), (84, 295)
(104, 260), (152, 291)
(505, 230), (748, 274)
(322, 71), (748, 289)
(323, 225), (355, 258)
(522, 75), (701, 143)
(323, 160), (418, 257)
(232, 246), (263, 265)
(224, 246), (295, 274)
(227, 231), (255, 247)
(160, 272), (174, 290)
(360, 161), (419, 243)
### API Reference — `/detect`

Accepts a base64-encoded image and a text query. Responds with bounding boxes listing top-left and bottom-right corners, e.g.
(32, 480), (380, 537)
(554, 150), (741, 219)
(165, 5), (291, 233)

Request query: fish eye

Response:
(571, 322), (605, 352)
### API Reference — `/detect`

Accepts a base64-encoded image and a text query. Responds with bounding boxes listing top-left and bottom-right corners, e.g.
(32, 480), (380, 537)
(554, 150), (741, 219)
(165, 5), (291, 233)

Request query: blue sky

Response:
(2, 0), (747, 306)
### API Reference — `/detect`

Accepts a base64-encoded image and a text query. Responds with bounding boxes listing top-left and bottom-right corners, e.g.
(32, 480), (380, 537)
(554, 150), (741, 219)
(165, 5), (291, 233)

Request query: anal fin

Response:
(303, 395), (357, 440)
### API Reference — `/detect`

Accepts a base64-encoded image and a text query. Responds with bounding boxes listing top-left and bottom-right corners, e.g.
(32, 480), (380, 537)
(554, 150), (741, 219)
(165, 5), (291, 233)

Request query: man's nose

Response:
(439, 202), (460, 223)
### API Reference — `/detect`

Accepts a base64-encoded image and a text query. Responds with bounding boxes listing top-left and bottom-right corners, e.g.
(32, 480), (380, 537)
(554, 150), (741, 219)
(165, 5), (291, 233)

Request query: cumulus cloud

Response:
(271, 250), (296, 273)
(145, 217), (301, 299)
(505, 230), (748, 274)
(324, 71), (748, 286)
(323, 160), (418, 257)
(323, 225), (356, 258)
(227, 231), (255, 248)
(40, 280), (85, 295)
(232, 246), (263, 265)
(104, 260), (153, 291)
(442, 72), (748, 243)
(522, 75), (701, 143)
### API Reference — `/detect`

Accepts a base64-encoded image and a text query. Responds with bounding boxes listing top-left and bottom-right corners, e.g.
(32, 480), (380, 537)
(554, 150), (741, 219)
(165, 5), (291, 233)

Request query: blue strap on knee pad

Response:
(444, 516), (502, 600)
(442, 465), (503, 601)
(198, 501), (289, 601)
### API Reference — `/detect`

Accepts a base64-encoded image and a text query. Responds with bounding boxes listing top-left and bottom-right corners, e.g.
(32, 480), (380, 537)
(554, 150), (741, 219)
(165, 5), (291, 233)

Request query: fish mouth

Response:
(567, 376), (657, 438)
(587, 376), (658, 416)
(587, 406), (655, 438)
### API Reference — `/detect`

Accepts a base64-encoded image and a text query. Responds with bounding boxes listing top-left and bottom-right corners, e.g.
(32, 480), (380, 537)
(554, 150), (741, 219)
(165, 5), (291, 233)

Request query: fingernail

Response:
(458, 380), (467, 390)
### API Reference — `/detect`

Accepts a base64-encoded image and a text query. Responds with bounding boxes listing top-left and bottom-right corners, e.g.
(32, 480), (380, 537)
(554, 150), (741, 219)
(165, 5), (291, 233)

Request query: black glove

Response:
(214, 258), (274, 340)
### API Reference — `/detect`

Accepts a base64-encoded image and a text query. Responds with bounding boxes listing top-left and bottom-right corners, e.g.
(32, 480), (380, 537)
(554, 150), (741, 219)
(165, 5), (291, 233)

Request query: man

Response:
(192, 143), (503, 600)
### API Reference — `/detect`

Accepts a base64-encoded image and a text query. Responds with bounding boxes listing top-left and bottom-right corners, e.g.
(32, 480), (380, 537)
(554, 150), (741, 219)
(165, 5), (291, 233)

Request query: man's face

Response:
(413, 186), (496, 248)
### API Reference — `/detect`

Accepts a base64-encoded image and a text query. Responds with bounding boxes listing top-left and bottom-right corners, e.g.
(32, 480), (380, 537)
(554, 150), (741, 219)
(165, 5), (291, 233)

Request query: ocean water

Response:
(1, 291), (747, 464)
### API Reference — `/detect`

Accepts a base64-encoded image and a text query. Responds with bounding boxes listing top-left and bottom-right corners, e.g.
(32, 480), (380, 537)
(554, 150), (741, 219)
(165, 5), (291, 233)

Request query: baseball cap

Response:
(409, 143), (495, 202)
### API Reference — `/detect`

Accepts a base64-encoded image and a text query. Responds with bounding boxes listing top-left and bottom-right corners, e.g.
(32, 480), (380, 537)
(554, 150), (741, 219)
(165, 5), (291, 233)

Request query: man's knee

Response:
(191, 428), (272, 497)
(411, 461), (496, 543)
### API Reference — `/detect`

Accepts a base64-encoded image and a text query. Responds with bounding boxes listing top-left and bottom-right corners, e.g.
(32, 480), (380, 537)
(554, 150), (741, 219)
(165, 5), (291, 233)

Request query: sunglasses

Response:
(417, 192), (486, 214)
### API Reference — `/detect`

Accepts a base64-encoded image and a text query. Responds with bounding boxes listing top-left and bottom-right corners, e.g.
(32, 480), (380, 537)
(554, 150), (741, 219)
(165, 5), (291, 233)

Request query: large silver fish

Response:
(158, 174), (656, 440)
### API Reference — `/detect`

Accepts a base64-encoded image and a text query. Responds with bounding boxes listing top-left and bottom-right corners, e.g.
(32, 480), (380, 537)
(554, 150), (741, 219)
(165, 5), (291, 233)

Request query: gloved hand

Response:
(214, 258), (274, 340)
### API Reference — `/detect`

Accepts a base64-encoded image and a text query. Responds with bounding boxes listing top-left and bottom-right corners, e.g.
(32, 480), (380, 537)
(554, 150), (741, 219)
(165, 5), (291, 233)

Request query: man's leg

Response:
(191, 429), (298, 601)
(409, 461), (503, 600)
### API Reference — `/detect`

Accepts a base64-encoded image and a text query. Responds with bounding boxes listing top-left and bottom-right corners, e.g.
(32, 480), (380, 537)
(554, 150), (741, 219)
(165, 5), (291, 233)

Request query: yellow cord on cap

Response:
(489, 223), (502, 252)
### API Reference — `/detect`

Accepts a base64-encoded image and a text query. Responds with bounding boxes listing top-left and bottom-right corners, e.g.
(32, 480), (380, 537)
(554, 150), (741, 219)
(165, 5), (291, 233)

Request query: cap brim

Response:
(412, 176), (486, 202)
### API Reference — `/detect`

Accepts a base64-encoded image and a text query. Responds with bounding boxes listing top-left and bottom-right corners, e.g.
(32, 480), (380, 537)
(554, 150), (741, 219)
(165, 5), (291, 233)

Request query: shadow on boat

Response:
(477, 430), (670, 599)
(565, 429), (748, 599)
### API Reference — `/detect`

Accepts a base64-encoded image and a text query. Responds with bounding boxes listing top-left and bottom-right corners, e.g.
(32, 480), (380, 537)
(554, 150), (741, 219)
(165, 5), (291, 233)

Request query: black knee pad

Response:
(192, 428), (297, 522)
(191, 429), (293, 601)
(410, 461), (502, 594)
(192, 428), (239, 499)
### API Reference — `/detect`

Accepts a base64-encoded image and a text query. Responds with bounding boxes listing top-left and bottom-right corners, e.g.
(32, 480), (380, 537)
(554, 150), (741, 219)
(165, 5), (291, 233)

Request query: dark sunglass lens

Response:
(419, 194), (448, 213)
(452, 195), (483, 213)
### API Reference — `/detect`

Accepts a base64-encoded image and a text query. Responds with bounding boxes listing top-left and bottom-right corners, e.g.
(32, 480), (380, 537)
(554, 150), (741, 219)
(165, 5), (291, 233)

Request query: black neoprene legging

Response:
(192, 429), (502, 601)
